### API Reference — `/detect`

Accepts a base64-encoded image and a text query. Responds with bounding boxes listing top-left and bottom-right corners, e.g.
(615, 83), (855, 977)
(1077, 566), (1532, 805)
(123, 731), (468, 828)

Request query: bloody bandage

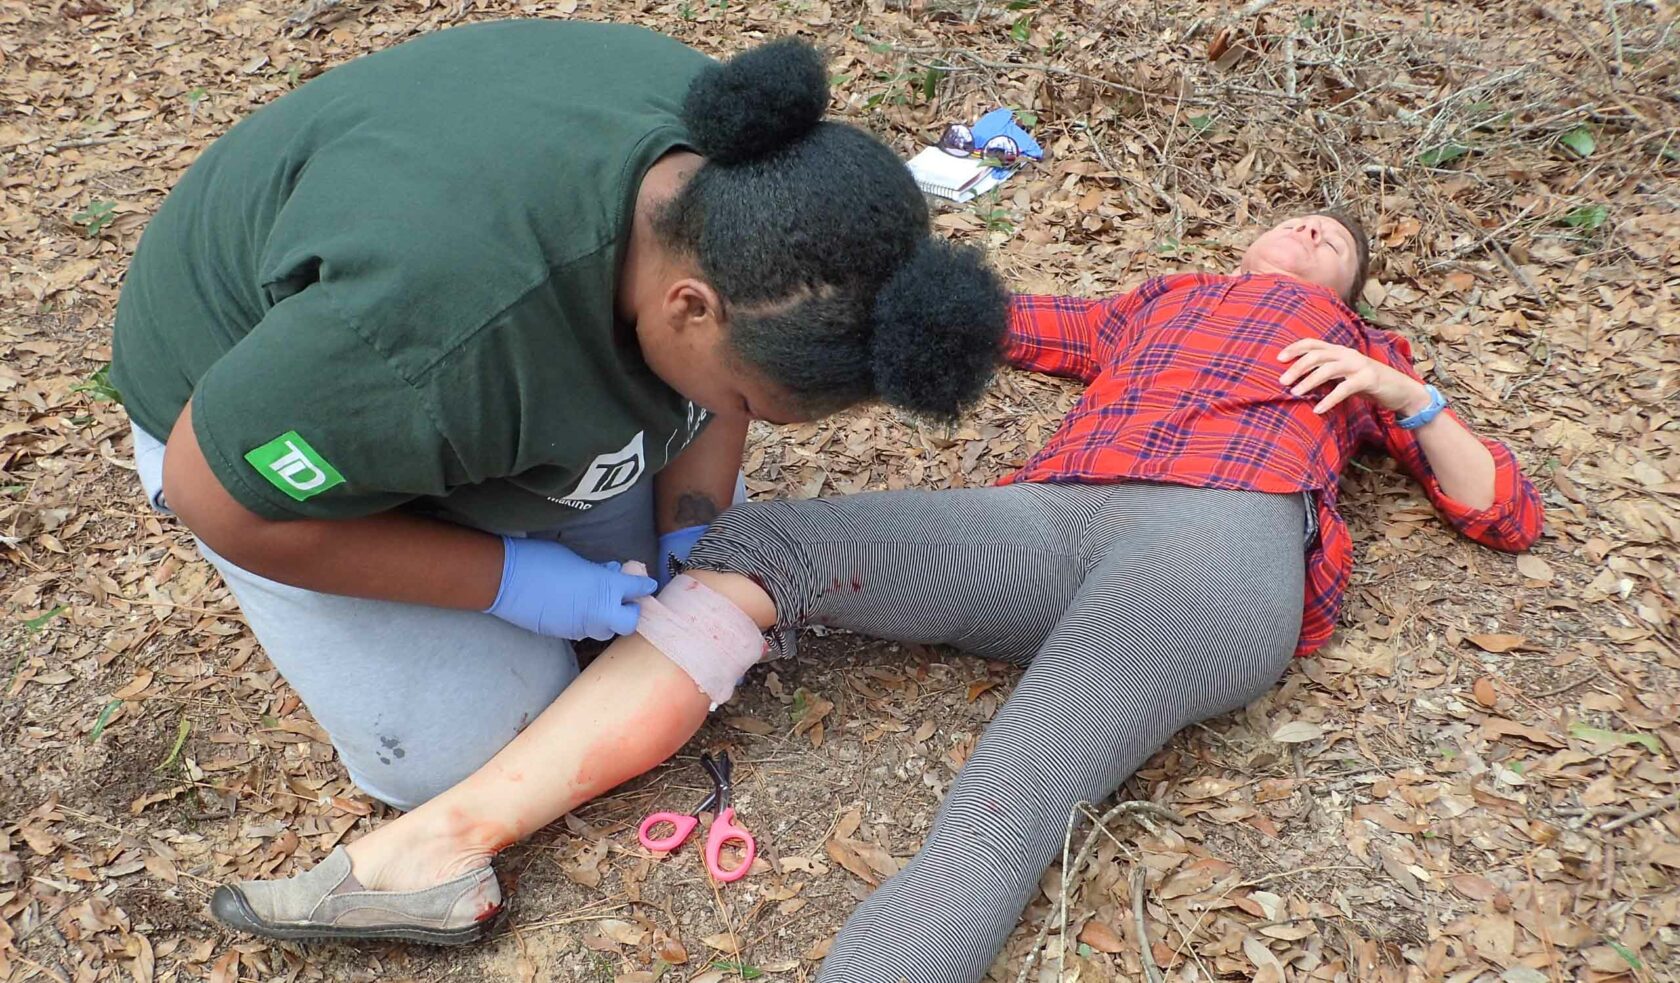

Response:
(634, 572), (764, 709)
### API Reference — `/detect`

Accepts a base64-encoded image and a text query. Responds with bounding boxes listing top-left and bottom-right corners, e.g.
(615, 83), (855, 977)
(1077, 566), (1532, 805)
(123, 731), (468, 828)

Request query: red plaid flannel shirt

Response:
(1000, 273), (1544, 656)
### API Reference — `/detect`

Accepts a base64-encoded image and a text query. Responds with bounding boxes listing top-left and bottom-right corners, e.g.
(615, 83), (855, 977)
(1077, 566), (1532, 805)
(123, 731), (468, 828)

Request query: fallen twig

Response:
(1283, 33), (1298, 98)
(1602, 791), (1680, 833)
(12, 954), (70, 983)
(1504, 343), (1555, 399)
(1490, 240), (1553, 305)
(1533, 672), (1601, 698)
(47, 135), (121, 152)
(707, 865), (747, 975)
(1015, 799), (1186, 983)
(1603, 0), (1626, 77)
(1432, 202), (1540, 264)
(515, 901), (630, 933)
(1132, 864), (1165, 983)
(1540, 3), (1625, 93)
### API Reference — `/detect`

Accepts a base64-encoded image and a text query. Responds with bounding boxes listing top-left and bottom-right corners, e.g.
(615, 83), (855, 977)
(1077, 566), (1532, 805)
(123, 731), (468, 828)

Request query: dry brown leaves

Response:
(3, 0), (1677, 980)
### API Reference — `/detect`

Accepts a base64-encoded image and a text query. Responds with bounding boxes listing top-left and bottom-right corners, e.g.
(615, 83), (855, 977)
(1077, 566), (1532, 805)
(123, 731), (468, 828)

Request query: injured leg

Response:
(635, 569), (768, 709)
(334, 569), (774, 897)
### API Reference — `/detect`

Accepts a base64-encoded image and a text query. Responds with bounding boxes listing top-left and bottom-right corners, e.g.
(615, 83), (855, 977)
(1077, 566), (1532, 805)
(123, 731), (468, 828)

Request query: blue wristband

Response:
(1396, 385), (1447, 430)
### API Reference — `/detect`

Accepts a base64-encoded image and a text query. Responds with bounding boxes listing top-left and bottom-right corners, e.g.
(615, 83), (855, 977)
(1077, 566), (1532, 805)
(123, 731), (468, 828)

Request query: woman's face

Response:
(634, 283), (808, 425)
(1238, 214), (1360, 302)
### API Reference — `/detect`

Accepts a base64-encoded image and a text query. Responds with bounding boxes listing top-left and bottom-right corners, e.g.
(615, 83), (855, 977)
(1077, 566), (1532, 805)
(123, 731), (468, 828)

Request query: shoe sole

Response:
(210, 885), (488, 946)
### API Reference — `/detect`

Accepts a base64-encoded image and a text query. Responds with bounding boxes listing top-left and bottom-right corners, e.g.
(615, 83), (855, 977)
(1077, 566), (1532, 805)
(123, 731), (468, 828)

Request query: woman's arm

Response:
(163, 400), (506, 609)
(655, 412), (747, 534)
(1005, 294), (1114, 382)
(1278, 338), (1543, 551)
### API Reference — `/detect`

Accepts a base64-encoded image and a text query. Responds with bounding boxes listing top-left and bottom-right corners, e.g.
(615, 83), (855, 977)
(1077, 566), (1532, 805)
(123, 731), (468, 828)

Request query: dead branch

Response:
(1430, 202), (1541, 264)
(1016, 798), (1185, 983)
(1601, 791), (1680, 833)
(1490, 240), (1553, 305)
(1604, 0), (1626, 76)
(1283, 32), (1298, 98)
(1133, 864), (1165, 983)
(47, 135), (121, 152)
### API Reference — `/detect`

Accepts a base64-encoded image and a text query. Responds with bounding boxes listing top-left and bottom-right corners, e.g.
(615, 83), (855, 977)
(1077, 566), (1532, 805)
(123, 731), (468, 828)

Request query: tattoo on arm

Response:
(673, 492), (722, 528)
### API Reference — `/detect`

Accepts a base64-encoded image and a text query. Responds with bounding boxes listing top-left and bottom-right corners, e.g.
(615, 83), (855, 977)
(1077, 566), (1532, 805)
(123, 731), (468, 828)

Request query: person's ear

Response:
(665, 278), (725, 341)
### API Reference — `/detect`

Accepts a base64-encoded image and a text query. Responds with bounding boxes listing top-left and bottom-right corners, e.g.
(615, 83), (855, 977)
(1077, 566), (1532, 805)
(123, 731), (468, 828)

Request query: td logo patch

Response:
(556, 431), (645, 510)
(245, 431), (345, 501)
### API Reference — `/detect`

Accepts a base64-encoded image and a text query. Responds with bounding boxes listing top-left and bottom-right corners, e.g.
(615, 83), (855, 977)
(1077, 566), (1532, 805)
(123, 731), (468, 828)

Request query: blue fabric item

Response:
(657, 525), (708, 587)
(969, 108), (1043, 160)
(487, 536), (658, 640)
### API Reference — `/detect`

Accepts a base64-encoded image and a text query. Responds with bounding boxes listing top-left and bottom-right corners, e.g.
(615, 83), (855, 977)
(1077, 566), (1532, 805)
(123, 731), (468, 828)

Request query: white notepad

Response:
(906, 147), (1006, 202)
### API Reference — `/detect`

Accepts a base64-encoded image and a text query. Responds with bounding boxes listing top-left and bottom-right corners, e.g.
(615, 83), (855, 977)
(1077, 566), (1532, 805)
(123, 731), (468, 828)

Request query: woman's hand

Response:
(1277, 339), (1431, 416)
(487, 538), (658, 640)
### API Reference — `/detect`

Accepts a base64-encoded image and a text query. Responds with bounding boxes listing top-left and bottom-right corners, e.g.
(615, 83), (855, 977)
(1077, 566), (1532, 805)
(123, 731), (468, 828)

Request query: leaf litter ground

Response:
(1, 0), (1677, 981)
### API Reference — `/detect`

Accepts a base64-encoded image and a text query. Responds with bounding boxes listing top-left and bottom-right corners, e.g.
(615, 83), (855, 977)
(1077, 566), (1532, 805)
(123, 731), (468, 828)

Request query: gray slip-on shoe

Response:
(209, 847), (499, 945)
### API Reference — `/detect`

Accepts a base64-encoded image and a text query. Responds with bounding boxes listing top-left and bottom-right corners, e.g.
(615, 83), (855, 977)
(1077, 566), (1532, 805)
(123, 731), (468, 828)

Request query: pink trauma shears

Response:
(637, 751), (757, 883)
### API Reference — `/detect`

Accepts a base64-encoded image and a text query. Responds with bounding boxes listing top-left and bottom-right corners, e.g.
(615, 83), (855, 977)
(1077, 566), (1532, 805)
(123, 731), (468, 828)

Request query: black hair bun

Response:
(683, 38), (829, 166)
(870, 238), (1008, 418)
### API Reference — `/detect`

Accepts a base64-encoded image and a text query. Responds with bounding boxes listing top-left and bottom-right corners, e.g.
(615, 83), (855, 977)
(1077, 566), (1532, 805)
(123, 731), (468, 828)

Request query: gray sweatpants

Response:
(686, 482), (1309, 983)
(133, 422), (665, 811)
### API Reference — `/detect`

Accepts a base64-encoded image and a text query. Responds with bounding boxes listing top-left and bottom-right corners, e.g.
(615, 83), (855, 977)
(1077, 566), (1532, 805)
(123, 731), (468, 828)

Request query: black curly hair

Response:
(654, 38), (1007, 419)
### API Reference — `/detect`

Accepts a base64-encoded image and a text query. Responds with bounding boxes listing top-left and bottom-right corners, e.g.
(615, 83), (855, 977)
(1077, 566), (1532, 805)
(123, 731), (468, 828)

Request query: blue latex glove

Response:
(486, 536), (658, 641)
(657, 525), (707, 587)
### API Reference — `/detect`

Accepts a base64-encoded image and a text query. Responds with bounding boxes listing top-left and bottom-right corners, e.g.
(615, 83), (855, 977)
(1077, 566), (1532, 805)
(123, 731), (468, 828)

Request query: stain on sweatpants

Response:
(377, 735), (407, 765)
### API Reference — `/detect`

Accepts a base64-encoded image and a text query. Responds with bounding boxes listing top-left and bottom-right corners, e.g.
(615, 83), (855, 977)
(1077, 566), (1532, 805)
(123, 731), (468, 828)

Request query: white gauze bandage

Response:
(629, 566), (764, 710)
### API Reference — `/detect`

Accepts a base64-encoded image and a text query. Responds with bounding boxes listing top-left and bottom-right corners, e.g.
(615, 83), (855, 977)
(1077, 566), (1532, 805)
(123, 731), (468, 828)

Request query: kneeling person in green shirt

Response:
(114, 23), (1006, 812)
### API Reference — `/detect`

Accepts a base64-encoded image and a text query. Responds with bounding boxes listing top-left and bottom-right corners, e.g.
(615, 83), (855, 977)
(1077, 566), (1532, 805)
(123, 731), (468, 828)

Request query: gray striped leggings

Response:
(687, 481), (1307, 983)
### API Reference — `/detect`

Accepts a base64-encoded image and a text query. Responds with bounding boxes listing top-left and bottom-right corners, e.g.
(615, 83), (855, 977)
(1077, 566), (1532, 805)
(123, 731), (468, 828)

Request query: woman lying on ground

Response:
(211, 211), (1544, 981)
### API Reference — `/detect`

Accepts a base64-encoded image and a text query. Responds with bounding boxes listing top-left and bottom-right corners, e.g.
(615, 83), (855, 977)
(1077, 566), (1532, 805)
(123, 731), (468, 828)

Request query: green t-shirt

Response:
(112, 20), (714, 532)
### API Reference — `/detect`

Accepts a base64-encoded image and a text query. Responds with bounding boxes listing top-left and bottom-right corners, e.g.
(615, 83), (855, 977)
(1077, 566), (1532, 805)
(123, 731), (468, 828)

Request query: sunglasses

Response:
(937, 124), (1023, 166)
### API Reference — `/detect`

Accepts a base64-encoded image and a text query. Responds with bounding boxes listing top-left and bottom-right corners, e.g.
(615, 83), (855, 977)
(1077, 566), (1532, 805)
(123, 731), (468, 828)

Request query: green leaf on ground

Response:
(1011, 14), (1032, 42)
(1188, 114), (1214, 133)
(157, 716), (191, 771)
(1562, 204), (1608, 230)
(71, 199), (116, 236)
(72, 364), (122, 403)
(23, 605), (68, 633)
(712, 962), (764, 979)
(1568, 722), (1659, 754)
(921, 66), (944, 102)
(89, 700), (121, 742)
(1559, 126), (1596, 158)
(1606, 940), (1643, 970)
(1418, 142), (1470, 167)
